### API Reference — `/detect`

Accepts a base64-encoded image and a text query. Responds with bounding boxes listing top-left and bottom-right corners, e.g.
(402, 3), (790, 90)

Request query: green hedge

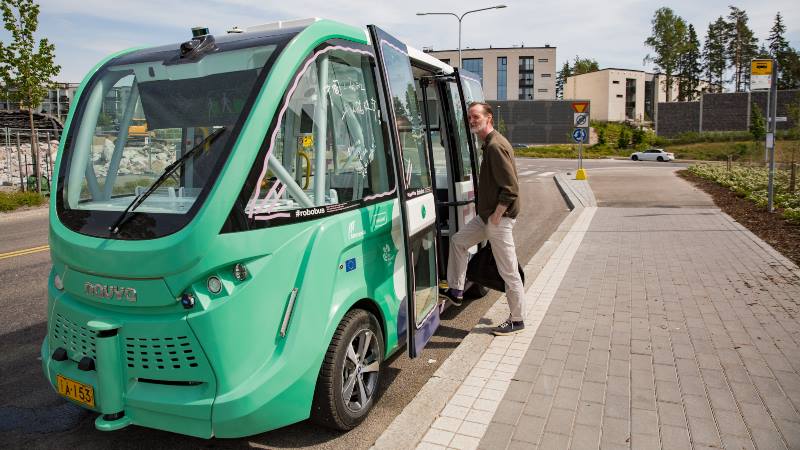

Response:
(0, 191), (47, 212)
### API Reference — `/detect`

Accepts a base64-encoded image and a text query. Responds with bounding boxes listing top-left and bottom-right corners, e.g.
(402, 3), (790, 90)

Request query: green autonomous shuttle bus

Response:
(43, 18), (487, 437)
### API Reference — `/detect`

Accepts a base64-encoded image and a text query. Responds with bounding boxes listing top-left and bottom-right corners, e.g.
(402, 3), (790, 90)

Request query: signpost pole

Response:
(767, 59), (778, 212)
(572, 101), (589, 180)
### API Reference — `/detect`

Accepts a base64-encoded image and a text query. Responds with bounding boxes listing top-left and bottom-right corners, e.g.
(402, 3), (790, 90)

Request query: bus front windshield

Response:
(57, 42), (279, 239)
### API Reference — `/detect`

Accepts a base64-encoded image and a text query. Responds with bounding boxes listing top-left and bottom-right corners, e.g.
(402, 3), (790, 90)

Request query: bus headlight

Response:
(207, 276), (222, 294)
(233, 263), (248, 281)
(54, 274), (64, 290)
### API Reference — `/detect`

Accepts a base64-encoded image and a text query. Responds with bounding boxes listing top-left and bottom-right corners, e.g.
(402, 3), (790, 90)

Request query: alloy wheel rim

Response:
(341, 329), (380, 413)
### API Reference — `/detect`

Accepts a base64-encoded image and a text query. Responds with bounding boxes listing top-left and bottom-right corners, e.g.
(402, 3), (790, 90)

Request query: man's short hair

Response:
(468, 101), (493, 118)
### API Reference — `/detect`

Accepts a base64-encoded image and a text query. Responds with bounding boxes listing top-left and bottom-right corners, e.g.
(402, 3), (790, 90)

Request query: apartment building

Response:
(564, 68), (716, 123)
(0, 82), (79, 124)
(425, 46), (557, 101)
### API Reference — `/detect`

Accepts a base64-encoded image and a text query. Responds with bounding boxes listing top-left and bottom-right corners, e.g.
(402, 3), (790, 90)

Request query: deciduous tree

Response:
(0, 0), (60, 193)
(644, 7), (687, 102)
(571, 56), (598, 75)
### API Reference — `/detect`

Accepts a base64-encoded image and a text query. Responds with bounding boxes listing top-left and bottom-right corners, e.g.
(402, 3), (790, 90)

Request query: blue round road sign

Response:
(572, 128), (587, 143)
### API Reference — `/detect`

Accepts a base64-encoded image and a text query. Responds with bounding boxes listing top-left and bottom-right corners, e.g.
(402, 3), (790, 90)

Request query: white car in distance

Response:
(630, 148), (675, 162)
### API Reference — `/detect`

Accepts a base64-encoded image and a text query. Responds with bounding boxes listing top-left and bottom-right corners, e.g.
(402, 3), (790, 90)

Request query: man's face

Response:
(468, 105), (491, 134)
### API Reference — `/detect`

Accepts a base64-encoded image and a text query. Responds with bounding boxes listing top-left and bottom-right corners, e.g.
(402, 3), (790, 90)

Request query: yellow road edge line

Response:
(0, 245), (50, 260)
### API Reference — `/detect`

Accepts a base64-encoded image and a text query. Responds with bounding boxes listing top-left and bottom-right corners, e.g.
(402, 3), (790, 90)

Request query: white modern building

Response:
(425, 46), (557, 101)
(564, 68), (716, 123)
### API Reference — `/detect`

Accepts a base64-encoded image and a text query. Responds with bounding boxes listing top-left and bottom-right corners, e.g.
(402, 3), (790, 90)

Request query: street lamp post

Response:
(417, 5), (507, 69)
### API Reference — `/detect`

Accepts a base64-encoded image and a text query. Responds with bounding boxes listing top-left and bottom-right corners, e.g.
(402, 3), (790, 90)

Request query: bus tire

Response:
(464, 282), (489, 299)
(311, 309), (384, 431)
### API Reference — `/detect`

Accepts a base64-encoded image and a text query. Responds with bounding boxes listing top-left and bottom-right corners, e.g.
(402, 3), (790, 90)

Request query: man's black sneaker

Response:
(492, 319), (525, 336)
(439, 289), (463, 307)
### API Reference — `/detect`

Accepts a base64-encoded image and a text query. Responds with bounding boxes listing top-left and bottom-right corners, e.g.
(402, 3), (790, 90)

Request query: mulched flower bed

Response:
(679, 169), (800, 267)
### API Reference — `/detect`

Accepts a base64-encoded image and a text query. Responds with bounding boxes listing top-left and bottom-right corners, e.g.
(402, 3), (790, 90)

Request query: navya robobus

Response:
(43, 18), (488, 438)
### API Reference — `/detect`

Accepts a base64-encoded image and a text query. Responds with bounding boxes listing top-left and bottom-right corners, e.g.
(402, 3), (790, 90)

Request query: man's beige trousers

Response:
(447, 216), (525, 322)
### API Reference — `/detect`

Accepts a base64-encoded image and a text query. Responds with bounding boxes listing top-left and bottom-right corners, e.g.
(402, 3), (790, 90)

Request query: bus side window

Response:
(245, 47), (393, 220)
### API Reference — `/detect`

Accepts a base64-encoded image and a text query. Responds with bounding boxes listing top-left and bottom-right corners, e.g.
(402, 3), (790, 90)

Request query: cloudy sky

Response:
(10, 0), (800, 82)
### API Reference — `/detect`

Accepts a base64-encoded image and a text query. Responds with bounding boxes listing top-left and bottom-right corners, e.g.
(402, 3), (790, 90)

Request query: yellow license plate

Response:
(56, 375), (95, 408)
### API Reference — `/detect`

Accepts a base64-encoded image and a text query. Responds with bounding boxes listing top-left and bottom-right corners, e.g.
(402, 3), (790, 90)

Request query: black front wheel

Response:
(311, 309), (384, 430)
(631, 155), (639, 161)
(657, 156), (664, 162)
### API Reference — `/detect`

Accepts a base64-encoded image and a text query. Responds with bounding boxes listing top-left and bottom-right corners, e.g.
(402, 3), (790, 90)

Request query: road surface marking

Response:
(0, 244), (50, 260)
(519, 170), (537, 177)
(537, 171), (555, 177)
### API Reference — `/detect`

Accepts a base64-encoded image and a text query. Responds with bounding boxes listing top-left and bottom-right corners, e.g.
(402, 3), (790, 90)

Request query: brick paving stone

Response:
(749, 427), (788, 450)
(505, 440), (535, 450)
(477, 422), (513, 450)
(538, 433), (569, 449)
(523, 393), (553, 418)
(576, 401), (604, 427)
(661, 424), (692, 450)
(600, 416), (630, 446)
(631, 387), (657, 411)
(552, 387), (581, 411)
(604, 394), (631, 420)
(510, 414), (545, 444)
(449, 434), (481, 450)
(571, 424), (601, 450)
(631, 407), (658, 436)
(687, 416), (722, 446)
(544, 407), (575, 435)
(657, 401), (687, 427)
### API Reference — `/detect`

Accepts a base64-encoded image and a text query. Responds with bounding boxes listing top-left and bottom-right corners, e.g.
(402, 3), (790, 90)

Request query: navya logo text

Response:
(84, 282), (137, 302)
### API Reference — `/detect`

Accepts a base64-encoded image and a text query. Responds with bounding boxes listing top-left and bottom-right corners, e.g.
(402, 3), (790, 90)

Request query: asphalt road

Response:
(0, 157), (686, 448)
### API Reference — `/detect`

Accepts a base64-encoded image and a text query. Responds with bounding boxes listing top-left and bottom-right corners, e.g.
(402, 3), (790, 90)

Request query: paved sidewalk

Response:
(410, 203), (800, 449)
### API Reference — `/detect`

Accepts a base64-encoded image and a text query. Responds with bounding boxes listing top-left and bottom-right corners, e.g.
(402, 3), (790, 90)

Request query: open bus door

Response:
(369, 25), (440, 358)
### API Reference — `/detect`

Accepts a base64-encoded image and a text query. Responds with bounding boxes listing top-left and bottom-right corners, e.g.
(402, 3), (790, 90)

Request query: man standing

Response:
(443, 102), (525, 335)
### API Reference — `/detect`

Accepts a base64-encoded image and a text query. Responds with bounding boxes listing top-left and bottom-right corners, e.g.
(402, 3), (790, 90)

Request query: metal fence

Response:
(0, 128), (61, 191)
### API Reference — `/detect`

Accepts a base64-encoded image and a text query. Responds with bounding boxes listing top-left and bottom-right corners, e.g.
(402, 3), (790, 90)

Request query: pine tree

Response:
(677, 24), (701, 101)
(556, 61), (570, 99)
(725, 6), (759, 93)
(702, 17), (728, 93)
(767, 12), (788, 57)
(779, 49), (800, 89)
(644, 7), (687, 102)
(0, 0), (61, 193)
(767, 12), (799, 89)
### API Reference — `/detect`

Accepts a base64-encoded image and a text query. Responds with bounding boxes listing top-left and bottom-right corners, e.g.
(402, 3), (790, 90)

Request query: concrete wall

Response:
(655, 89), (800, 136)
(489, 100), (587, 144)
(655, 102), (700, 136)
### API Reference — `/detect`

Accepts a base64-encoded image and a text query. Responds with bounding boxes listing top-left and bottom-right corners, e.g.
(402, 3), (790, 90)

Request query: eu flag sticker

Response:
(345, 258), (357, 272)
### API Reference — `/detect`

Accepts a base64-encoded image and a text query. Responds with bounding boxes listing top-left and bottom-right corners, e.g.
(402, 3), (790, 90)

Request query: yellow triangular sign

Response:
(572, 102), (588, 113)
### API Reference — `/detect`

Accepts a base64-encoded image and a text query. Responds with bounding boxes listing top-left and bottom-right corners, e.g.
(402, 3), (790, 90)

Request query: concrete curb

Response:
(553, 173), (596, 208)
(371, 175), (588, 450)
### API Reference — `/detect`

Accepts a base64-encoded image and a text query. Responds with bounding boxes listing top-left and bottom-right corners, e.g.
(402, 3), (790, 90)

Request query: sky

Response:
(7, 0), (800, 82)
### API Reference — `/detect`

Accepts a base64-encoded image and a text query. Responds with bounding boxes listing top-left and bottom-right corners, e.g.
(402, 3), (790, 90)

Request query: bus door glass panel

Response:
(244, 47), (390, 219)
(445, 81), (476, 230)
(369, 25), (439, 358)
(459, 71), (486, 174)
(418, 80), (451, 232)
